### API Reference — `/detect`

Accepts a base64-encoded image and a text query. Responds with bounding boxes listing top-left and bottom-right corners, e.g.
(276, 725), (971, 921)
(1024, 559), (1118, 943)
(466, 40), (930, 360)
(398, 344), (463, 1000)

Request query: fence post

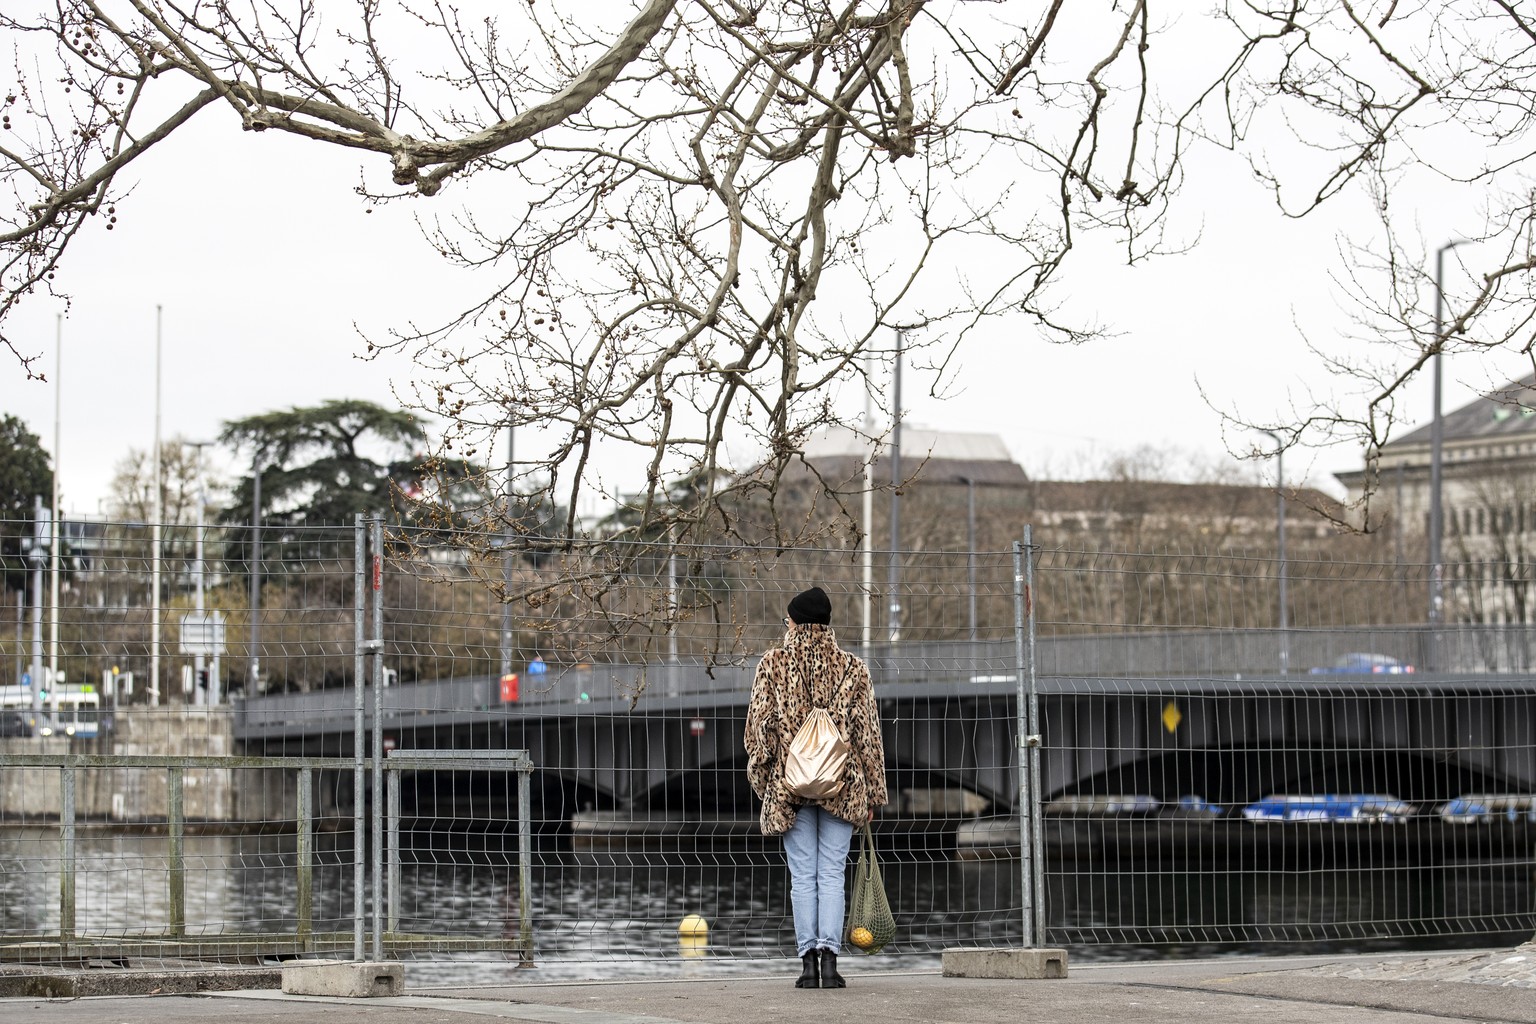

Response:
(353, 513), (367, 961)
(517, 763), (533, 966)
(370, 513), (385, 960)
(297, 766), (313, 951)
(1012, 541), (1032, 945)
(1013, 529), (1046, 947)
(59, 764), (75, 944)
(168, 765), (185, 938)
(386, 765), (400, 938)
(1022, 526), (1045, 946)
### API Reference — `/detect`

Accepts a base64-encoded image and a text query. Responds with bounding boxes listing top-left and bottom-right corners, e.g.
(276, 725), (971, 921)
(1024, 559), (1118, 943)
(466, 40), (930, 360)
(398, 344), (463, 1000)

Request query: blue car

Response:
(1242, 794), (1413, 824)
(1309, 653), (1415, 675)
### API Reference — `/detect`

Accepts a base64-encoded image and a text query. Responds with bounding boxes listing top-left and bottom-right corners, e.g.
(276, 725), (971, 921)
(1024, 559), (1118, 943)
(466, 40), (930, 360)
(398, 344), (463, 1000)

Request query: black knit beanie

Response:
(786, 586), (832, 626)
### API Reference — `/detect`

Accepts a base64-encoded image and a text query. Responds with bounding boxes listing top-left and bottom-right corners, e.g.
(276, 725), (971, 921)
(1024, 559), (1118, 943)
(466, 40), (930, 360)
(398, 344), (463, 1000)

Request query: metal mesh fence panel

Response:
(3, 516), (1534, 981)
(0, 756), (358, 960)
(0, 523), (370, 977)
(348, 528), (1028, 979)
(0, 520), (358, 741)
(1026, 545), (1536, 956)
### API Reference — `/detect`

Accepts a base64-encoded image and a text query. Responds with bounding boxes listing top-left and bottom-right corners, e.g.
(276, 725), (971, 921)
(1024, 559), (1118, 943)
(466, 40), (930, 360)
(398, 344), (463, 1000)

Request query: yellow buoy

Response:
(678, 914), (708, 958)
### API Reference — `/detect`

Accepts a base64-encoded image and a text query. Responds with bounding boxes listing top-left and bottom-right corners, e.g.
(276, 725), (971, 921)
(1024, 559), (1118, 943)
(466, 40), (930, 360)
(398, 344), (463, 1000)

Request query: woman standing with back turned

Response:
(745, 585), (888, 989)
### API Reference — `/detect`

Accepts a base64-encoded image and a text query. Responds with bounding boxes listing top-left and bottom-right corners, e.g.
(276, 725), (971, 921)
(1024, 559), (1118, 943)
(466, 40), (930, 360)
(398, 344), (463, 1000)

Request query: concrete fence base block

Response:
(941, 947), (1069, 980)
(280, 960), (404, 998)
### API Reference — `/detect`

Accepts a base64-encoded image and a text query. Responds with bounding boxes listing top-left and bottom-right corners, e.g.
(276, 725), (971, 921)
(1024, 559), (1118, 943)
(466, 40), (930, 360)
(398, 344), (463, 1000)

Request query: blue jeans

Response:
(783, 806), (854, 955)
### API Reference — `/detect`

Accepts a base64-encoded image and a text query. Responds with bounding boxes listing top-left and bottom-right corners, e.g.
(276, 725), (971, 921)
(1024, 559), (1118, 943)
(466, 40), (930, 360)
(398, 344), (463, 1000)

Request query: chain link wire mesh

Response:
(350, 525), (1027, 977)
(0, 757), (360, 960)
(1027, 545), (1536, 955)
(2, 517), (1534, 982)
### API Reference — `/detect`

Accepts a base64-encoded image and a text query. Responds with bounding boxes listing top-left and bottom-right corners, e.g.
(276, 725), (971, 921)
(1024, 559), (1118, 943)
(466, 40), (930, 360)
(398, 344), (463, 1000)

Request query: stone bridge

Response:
(232, 640), (1536, 842)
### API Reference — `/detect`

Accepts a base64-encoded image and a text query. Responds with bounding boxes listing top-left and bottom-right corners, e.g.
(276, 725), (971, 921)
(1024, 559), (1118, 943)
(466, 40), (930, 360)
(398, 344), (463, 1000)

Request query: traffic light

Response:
(197, 669), (209, 690)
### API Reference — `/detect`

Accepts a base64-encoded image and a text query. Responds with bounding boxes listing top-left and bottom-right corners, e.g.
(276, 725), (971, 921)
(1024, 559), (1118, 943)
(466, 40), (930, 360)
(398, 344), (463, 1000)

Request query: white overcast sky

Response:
(3, 7), (1525, 519)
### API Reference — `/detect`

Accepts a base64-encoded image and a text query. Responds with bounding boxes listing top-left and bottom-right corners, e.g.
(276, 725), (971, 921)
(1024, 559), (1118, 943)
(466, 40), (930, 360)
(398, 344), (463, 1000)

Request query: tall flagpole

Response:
(500, 422), (514, 680)
(48, 315), (61, 697)
(887, 328), (903, 644)
(862, 350), (873, 656)
(150, 306), (163, 706)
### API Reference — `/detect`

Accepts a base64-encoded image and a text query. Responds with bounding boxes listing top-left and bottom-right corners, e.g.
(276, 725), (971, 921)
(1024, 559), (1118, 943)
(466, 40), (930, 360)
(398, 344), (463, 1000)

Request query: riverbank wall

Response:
(0, 708), (238, 821)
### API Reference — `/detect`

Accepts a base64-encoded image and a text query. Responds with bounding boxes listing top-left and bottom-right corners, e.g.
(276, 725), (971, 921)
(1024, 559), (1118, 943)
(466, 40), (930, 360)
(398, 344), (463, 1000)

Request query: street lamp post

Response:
(188, 441), (213, 705)
(1428, 239), (1465, 671)
(150, 307), (163, 706)
(500, 423), (514, 682)
(887, 328), (904, 645)
(961, 476), (977, 644)
(48, 315), (62, 702)
(862, 351), (875, 657)
(1260, 431), (1289, 674)
(30, 497), (45, 716)
(249, 453), (263, 693)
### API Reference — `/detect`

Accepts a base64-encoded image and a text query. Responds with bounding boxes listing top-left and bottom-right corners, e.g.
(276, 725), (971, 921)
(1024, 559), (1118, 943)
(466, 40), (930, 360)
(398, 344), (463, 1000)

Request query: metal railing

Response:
(384, 749), (533, 965)
(0, 749), (534, 965)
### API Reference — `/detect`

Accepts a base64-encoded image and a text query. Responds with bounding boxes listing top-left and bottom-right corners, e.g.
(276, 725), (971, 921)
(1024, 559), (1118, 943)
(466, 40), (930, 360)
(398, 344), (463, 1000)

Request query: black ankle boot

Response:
(819, 949), (845, 988)
(795, 949), (820, 988)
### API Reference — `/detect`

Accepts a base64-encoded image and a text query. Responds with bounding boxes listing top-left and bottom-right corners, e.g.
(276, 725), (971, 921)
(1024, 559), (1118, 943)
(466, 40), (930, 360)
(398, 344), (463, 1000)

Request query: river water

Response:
(0, 828), (1531, 985)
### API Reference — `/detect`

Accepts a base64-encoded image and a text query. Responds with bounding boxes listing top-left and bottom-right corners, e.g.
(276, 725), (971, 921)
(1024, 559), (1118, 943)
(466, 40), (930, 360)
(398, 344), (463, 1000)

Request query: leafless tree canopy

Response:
(107, 437), (209, 525)
(4, 2), (1535, 536)
(1225, 0), (1536, 492)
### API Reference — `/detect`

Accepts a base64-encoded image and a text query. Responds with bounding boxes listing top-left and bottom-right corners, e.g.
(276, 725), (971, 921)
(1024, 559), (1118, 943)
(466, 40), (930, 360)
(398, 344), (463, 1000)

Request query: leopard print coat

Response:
(744, 623), (888, 836)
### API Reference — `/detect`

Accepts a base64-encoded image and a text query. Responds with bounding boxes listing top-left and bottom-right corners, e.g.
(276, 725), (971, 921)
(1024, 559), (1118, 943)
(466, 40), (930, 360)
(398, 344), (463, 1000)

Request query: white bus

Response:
(0, 684), (105, 738)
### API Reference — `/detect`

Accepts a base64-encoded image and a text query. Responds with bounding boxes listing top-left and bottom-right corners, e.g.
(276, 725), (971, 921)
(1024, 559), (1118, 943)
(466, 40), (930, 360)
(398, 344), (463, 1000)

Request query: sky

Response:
(2, 7), (1523, 520)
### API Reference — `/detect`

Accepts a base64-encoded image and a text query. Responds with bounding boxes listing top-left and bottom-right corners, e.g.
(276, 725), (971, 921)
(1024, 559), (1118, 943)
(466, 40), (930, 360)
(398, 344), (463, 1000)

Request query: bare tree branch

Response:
(5, 1), (1532, 549)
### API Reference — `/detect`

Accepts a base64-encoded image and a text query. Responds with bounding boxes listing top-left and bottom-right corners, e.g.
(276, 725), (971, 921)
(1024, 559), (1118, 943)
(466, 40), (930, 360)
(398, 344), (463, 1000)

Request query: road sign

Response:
(690, 718), (706, 737)
(179, 612), (226, 655)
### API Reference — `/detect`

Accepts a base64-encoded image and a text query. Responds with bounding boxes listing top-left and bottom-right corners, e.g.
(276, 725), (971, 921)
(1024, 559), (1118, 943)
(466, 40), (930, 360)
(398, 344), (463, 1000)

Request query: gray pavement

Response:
(5, 944), (1536, 1024)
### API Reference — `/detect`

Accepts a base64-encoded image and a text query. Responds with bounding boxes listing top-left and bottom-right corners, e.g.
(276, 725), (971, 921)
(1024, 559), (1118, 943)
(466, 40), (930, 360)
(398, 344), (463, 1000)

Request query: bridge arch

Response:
(630, 752), (1016, 820)
(1055, 744), (1536, 809)
(389, 766), (615, 843)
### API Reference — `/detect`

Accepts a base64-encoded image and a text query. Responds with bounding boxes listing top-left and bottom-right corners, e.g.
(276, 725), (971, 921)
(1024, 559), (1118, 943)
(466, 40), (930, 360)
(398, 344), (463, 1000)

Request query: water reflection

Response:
(1, 827), (1530, 985)
(0, 828), (357, 940)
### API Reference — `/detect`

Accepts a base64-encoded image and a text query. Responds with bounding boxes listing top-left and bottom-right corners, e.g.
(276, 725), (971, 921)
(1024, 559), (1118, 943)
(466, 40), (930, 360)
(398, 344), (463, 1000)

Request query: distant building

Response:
(1335, 376), (1536, 627)
(800, 424), (1030, 489)
(766, 425), (1031, 555)
(18, 516), (111, 576)
(1335, 376), (1536, 544)
(790, 425), (1337, 553)
(1024, 479), (1342, 549)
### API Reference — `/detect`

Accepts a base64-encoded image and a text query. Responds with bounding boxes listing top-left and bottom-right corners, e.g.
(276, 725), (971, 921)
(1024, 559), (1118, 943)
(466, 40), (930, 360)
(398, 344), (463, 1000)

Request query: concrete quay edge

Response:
(0, 960), (281, 998)
(2, 945), (1534, 1023)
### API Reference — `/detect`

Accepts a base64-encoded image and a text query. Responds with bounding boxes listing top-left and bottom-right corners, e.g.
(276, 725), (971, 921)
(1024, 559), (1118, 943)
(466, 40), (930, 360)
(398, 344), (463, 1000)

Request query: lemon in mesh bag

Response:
(845, 824), (895, 954)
